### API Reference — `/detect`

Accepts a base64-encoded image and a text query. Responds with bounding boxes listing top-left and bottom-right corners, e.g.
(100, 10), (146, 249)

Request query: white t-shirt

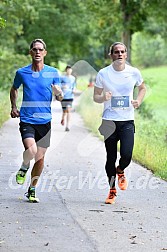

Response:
(95, 64), (143, 121)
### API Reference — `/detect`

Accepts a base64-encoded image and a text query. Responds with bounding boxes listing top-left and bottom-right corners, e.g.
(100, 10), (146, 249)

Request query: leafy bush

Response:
(132, 32), (167, 67)
(138, 102), (154, 119)
(0, 49), (30, 90)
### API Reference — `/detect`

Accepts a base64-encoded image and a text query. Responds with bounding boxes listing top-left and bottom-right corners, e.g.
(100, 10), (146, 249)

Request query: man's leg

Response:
(23, 138), (37, 165)
(26, 146), (47, 203)
(117, 121), (135, 190)
(66, 107), (72, 131)
(25, 122), (50, 202)
(118, 121), (134, 171)
(31, 147), (47, 187)
(16, 137), (37, 185)
(104, 129), (118, 188)
(61, 110), (66, 126)
(61, 100), (67, 126)
(104, 130), (118, 204)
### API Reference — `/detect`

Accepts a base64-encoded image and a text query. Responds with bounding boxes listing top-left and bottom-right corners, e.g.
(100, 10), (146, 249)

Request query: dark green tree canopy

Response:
(0, 0), (167, 90)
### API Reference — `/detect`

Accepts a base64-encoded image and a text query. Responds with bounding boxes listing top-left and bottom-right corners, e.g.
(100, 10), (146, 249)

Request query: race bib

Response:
(111, 96), (129, 109)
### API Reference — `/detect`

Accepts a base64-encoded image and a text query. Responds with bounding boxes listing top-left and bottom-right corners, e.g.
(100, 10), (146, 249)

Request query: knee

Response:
(121, 154), (132, 166)
(25, 145), (38, 159)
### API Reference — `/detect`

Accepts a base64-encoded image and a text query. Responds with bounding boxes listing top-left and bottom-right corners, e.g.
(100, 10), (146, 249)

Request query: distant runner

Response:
(60, 65), (76, 131)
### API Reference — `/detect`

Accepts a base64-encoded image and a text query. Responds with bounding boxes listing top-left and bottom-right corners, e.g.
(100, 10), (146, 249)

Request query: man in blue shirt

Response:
(60, 65), (76, 131)
(10, 38), (63, 202)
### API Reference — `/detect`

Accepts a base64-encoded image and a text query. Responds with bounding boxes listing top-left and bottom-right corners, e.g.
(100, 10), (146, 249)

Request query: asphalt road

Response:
(0, 96), (167, 252)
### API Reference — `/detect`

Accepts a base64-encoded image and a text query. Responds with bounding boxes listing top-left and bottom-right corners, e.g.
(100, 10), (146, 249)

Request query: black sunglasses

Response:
(113, 50), (126, 54)
(31, 48), (45, 52)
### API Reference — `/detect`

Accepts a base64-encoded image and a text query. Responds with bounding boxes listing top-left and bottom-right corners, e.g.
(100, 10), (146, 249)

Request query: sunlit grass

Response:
(141, 66), (167, 121)
(133, 113), (167, 179)
(77, 69), (167, 180)
(0, 91), (10, 127)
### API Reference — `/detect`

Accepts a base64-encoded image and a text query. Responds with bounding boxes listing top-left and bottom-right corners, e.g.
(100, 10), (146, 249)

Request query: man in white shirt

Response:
(93, 42), (146, 204)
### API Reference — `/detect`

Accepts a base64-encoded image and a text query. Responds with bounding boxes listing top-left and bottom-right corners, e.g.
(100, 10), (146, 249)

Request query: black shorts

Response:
(19, 121), (51, 148)
(61, 99), (73, 111)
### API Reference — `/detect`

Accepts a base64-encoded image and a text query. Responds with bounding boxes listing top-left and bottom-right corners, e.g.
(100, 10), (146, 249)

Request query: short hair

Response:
(108, 42), (127, 55)
(29, 39), (46, 50)
(65, 65), (72, 71)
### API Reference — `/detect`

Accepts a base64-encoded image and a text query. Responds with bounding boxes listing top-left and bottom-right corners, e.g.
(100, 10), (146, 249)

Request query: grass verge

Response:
(77, 87), (167, 180)
(0, 91), (10, 128)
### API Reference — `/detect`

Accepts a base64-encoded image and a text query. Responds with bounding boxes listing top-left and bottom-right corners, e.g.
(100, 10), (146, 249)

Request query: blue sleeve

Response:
(13, 70), (22, 89)
(52, 70), (61, 86)
(73, 79), (76, 88)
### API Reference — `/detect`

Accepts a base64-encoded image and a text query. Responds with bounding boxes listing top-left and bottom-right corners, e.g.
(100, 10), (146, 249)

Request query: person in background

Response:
(10, 38), (63, 203)
(93, 42), (146, 204)
(60, 65), (76, 131)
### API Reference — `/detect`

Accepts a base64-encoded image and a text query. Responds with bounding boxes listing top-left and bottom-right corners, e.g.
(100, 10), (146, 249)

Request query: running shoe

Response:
(117, 171), (128, 190)
(16, 169), (27, 185)
(105, 188), (117, 204)
(25, 187), (39, 203)
(65, 127), (70, 131)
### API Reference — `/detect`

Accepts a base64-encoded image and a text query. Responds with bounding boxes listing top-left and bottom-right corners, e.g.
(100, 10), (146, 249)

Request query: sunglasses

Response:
(113, 50), (126, 54)
(31, 48), (45, 52)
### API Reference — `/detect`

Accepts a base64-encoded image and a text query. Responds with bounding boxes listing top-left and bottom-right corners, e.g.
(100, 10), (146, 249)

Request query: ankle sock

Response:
(21, 162), (30, 171)
(29, 186), (35, 190)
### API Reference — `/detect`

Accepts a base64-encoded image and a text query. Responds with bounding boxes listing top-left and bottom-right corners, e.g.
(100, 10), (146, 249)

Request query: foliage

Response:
(132, 32), (167, 67)
(1, 0), (167, 90)
(0, 48), (30, 90)
(83, 0), (166, 63)
(0, 0), (95, 64)
(0, 16), (6, 28)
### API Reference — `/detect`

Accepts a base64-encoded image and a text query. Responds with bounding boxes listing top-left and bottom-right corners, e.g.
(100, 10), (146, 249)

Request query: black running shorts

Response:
(61, 99), (73, 111)
(19, 121), (51, 148)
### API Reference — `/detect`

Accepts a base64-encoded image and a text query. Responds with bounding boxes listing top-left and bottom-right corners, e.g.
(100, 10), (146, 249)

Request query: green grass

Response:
(77, 88), (103, 137)
(133, 113), (167, 179)
(77, 66), (167, 180)
(0, 91), (10, 127)
(141, 66), (167, 121)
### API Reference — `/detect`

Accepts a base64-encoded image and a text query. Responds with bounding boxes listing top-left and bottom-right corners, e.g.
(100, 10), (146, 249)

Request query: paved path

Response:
(0, 96), (167, 252)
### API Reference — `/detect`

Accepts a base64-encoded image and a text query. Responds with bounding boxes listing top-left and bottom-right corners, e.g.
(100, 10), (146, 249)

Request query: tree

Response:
(120, 0), (148, 62)
(0, 17), (6, 28)
(84, 0), (167, 63)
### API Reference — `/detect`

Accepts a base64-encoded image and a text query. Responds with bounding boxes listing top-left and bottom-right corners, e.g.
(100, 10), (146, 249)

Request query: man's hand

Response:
(52, 84), (62, 96)
(93, 87), (112, 103)
(11, 107), (20, 118)
(131, 100), (140, 109)
(104, 91), (112, 101)
(55, 93), (64, 101)
(52, 84), (64, 101)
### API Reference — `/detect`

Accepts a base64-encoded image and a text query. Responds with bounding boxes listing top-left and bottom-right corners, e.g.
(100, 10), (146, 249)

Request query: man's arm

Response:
(52, 84), (64, 101)
(93, 86), (112, 103)
(131, 82), (146, 108)
(10, 87), (20, 118)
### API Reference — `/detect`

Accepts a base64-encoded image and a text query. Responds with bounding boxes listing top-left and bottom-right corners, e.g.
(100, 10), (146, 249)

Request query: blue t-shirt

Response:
(13, 64), (60, 124)
(60, 75), (76, 99)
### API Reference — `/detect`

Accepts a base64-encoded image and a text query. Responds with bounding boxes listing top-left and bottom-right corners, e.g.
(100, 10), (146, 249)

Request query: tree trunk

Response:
(122, 29), (132, 64)
(120, 0), (132, 64)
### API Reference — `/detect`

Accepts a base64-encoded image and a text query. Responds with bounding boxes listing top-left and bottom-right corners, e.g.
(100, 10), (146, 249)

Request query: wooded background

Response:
(0, 0), (167, 90)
